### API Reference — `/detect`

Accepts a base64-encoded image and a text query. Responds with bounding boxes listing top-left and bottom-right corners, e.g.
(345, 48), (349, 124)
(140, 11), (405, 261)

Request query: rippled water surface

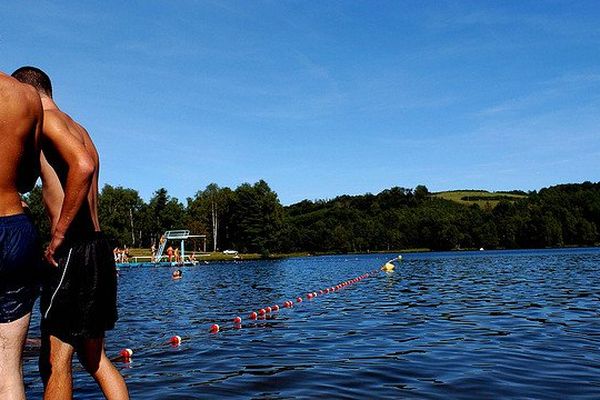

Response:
(24, 248), (600, 399)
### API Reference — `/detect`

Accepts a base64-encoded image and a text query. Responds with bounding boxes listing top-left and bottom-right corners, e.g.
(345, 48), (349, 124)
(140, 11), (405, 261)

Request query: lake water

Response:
(24, 248), (600, 399)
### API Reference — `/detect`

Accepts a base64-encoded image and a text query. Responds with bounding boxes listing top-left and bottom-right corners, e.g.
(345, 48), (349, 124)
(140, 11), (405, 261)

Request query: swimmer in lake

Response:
(172, 269), (182, 280)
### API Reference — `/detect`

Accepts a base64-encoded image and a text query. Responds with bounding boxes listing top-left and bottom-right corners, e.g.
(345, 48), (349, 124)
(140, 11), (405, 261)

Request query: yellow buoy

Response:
(381, 262), (395, 271)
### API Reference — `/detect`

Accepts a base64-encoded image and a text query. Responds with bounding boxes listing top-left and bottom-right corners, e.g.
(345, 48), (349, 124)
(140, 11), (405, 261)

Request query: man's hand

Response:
(45, 232), (65, 267)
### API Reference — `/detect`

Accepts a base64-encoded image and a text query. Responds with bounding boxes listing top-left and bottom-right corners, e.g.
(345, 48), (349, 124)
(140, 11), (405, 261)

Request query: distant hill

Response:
(432, 190), (528, 208)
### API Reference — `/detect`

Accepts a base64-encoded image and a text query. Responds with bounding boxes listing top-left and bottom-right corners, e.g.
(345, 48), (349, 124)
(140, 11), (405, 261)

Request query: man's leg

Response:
(77, 337), (129, 400)
(0, 313), (31, 400)
(39, 334), (74, 400)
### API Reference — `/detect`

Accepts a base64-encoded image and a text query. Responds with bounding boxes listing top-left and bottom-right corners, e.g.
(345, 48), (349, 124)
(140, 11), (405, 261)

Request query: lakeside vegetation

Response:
(24, 181), (600, 255)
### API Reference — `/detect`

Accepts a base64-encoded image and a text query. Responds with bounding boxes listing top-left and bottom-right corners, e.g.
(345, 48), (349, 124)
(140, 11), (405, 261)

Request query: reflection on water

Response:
(25, 248), (600, 399)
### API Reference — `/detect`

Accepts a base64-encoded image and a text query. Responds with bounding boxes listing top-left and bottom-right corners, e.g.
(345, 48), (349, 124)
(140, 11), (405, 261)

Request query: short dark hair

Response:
(11, 66), (52, 97)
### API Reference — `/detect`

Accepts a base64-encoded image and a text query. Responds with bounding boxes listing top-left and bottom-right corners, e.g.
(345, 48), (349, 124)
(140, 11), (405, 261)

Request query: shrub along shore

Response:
(24, 181), (600, 255)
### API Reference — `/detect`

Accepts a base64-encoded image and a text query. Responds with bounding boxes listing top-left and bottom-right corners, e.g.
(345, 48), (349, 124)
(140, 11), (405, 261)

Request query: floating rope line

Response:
(115, 269), (383, 362)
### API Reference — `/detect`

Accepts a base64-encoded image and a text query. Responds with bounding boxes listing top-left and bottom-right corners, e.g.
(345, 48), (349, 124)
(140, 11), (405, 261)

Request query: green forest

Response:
(24, 181), (600, 254)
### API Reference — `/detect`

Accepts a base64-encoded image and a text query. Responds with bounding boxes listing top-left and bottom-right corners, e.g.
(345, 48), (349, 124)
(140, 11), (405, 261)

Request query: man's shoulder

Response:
(44, 108), (87, 135)
(43, 108), (75, 134)
(0, 73), (19, 94)
(43, 108), (69, 122)
(0, 75), (42, 114)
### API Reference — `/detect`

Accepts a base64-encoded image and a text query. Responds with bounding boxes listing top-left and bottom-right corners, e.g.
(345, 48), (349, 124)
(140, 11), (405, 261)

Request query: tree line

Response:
(24, 181), (600, 254)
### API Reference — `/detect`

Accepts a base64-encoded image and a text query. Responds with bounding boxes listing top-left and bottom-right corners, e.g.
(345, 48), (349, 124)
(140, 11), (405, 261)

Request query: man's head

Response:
(11, 66), (52, 98)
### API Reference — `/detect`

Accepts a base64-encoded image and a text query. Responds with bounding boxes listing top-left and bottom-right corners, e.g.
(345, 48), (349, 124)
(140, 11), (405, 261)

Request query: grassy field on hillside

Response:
(432, 190), (527, 208)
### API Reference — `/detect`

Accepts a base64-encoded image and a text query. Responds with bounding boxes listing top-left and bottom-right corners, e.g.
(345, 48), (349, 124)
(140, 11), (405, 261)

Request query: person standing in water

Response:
(12, 66), (129, 400)
(166, 245), (174, 262)
(0, 70), (43, 400)
(150, 243), (156, 262)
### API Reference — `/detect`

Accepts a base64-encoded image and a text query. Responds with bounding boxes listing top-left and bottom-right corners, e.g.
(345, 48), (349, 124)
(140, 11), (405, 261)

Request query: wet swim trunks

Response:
(0, 213), (40, 323)
(41, 232), (117, 342)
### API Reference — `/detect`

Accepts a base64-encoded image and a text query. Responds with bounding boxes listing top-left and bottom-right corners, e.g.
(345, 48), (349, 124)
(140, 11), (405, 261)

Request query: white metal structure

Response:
(155, 230), (207, 264)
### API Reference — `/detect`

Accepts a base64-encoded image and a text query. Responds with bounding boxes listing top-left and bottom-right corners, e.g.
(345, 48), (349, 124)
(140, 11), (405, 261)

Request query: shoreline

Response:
(122, 244), (600, 265)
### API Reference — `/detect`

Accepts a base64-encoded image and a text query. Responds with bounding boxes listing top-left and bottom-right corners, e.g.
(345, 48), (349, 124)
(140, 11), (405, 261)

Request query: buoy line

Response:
(115, 269), (383, 362)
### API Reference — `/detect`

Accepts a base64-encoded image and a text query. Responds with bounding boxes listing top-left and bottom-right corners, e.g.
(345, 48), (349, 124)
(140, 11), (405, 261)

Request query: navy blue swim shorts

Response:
(0, 213), (40, 323)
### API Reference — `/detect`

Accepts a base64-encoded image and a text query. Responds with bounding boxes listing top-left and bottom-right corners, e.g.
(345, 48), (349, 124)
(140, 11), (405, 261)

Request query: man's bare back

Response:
(0, 72), (42, 215)
(39, 104), (101, 235)
(0, 70), (42, 400)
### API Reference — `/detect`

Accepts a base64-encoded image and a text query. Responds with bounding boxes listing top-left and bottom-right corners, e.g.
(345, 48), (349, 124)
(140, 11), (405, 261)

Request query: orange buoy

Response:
(119, 348), (133, 360)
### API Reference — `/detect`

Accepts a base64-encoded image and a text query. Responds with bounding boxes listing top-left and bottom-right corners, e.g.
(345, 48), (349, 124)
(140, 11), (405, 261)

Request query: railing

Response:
(164, 230), (190, 239)
(119, 253), (211, 264)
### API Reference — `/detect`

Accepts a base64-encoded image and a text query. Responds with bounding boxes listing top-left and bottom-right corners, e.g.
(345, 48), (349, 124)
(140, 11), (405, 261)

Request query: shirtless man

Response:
(0, 71), (42, 400)
(166, 245), (174, 262)
(11, 67), (129, 400)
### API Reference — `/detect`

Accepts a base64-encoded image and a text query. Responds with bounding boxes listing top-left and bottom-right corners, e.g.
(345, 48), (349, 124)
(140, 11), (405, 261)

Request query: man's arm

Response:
(39, 151), (64, 228)
(42, 113), (95, 266)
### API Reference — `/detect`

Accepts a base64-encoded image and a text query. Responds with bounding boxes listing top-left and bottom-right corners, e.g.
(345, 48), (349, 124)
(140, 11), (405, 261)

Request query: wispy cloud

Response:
(477, 70), (600, 116)
(426, 7), (600, 39)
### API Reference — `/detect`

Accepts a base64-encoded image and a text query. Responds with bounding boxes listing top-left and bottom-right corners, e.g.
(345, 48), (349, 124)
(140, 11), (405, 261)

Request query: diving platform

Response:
(154, 230), (207, 264)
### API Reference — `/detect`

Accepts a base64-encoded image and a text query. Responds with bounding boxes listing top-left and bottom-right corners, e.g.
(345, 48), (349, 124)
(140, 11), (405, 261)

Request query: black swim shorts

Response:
(41, 232), (118, 341)
(0, 213), (40, 323)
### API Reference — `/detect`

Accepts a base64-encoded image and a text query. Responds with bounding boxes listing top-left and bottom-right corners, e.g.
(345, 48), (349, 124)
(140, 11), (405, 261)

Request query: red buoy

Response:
(265, 306), (272, 313)
(209, 324), (220, 334)
(258, 308), (266, 316)
(119, 348), (133, 360)
(249, 311), (258, 320)
(233, 316), (242, 324)
(296, 297), (302, 303)
(307, 293), (313, 299)
(273, 305), (280, 311)
(169, 335), (182, 346)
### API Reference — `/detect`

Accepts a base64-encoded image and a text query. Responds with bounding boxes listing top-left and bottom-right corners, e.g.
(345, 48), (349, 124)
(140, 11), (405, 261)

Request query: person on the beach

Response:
(0, 70), (43, 399)
(123, 246), (130, 263)
(174, 247), (180, 263)
(150, 243), (156, 262)
(12, 66), (129, 400)
(166, 245), (174, 262)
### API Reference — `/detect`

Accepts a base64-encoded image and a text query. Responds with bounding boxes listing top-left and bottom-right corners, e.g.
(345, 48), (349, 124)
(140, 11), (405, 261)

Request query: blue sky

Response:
(2, 1), (599, 204)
